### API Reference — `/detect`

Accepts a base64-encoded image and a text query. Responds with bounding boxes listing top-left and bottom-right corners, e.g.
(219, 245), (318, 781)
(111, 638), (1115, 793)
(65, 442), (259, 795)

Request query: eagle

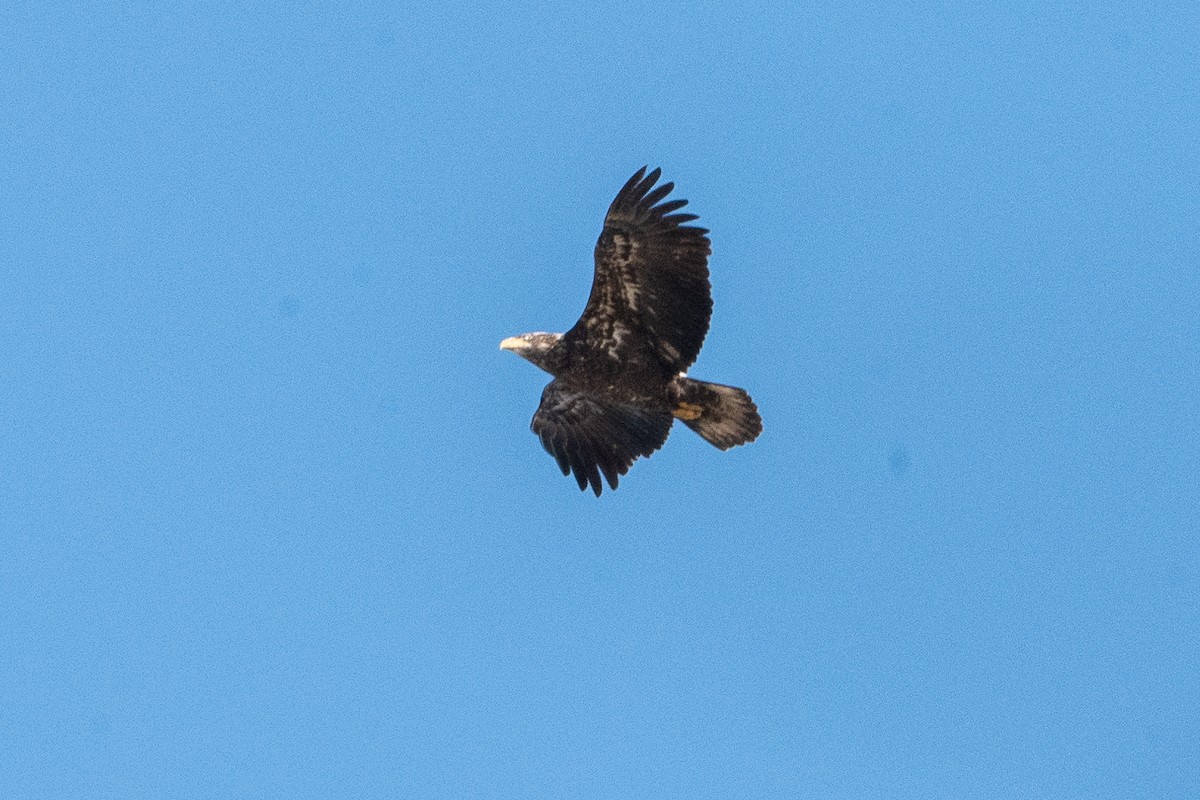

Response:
(501, 167), (762, 496)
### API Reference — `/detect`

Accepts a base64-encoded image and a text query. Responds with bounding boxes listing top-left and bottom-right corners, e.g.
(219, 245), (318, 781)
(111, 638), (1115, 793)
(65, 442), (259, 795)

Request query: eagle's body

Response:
(501, 167), (762, 495)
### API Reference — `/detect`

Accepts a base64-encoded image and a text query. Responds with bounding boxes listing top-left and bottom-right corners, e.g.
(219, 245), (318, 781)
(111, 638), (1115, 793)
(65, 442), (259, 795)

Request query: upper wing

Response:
(564, 167), (713, 373)
(531, 380), (673, 496)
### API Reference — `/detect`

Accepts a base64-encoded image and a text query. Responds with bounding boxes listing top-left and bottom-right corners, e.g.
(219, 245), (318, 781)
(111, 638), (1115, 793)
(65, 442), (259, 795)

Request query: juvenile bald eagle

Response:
(501, 167), (762, 496)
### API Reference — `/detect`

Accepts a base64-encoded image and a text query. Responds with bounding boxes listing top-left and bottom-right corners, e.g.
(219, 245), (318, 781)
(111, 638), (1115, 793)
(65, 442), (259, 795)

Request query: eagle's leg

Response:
(672, 402), (704, 421)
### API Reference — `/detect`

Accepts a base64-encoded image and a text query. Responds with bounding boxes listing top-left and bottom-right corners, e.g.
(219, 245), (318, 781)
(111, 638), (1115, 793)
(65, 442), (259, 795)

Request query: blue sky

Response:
(3, 2), (1197, 798)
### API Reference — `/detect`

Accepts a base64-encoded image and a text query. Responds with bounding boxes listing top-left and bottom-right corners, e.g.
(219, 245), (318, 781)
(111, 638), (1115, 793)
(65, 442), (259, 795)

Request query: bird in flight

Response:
(501, 167), (762, 496)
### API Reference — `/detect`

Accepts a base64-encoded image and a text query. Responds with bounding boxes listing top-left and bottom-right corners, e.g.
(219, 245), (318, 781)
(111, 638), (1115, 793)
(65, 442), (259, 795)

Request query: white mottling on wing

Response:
(621, 275), (641, 311)
(605, 322), (632, 358)
(611, 237), (641, 311)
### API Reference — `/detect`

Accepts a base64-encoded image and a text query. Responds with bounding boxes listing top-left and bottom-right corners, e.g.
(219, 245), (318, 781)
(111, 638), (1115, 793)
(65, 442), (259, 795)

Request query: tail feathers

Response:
(675, 379), (762, 450)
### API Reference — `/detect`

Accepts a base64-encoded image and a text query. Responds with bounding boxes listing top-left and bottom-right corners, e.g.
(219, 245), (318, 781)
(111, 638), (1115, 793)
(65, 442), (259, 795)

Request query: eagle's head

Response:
(499, 331), (564, 374)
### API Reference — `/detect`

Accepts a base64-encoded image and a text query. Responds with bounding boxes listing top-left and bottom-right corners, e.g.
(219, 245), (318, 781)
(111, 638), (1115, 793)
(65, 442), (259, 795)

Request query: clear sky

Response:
(3, 2), (1197, 798)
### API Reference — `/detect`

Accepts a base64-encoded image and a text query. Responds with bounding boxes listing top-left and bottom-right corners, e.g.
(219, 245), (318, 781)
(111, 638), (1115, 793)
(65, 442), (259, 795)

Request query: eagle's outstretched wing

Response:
(531, 380), (673, 496)
(563, 167), (713, 373)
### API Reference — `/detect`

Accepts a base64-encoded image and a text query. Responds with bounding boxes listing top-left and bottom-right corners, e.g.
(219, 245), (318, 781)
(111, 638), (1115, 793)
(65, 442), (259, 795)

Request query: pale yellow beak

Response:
(499, 336), (528, 352)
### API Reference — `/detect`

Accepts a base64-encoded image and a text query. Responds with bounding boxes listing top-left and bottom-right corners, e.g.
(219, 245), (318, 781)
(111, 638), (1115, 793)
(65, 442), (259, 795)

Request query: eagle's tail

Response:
(672, 378), (763, 450)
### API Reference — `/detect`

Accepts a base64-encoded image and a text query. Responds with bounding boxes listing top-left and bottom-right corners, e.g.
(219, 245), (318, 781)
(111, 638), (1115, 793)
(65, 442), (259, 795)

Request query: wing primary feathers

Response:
(596, 452), (620, 491)
(610, 166), (648, 212)
(631, 169), (661, 204)
(551, 439), (571, 476)
(655, 198), (689, 215)
(563, 431), (589, 492)
(642, 181), (675, 209)
(581, 447), (603, 496)
(540, 430), (571, 475)
(570, 455), (589, 491)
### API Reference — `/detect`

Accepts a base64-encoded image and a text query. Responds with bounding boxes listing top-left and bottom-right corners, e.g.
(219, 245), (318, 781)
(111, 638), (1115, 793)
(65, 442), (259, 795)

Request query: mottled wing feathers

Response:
(531, 380), (673, 496)
(567, 167), (713, 372)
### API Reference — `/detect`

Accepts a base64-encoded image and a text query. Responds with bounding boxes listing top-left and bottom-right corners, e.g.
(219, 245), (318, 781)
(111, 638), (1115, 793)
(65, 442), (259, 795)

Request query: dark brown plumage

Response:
(501, 167), (761, 495)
